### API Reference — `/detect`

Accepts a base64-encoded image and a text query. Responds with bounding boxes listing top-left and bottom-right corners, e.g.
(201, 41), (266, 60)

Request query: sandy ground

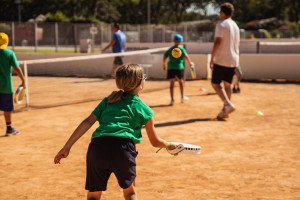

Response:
(0, 76), (299, 200)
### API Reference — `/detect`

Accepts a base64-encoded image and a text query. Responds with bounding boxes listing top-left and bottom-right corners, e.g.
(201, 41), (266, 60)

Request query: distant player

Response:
(54, 64), (176, 200)
(210, 2), (240, 119)
(0, 32), (25, 136)
(102, 23), (126, 78)
(163, 34), (194, 106)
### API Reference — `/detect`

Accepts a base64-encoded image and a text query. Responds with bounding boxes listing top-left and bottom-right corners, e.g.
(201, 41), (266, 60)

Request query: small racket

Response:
(156, 142), (201, 155)
(190, 64), (196, 79)
(14, 85), (26, 104)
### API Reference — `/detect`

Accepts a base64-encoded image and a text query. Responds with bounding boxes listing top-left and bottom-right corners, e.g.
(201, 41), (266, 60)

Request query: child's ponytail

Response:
(106, 90), (126, 104)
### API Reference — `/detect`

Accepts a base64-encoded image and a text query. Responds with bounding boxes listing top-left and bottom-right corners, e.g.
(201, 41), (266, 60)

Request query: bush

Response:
(46, 11), (70, 22)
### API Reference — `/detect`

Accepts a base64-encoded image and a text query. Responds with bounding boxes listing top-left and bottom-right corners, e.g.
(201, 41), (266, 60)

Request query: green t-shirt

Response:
(164, 45), (187, 70)
(0, 49), (19, 94)
(91, 94), (154, 144)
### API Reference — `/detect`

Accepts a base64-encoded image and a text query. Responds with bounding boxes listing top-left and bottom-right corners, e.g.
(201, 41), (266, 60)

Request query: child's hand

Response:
(166, 144), (179, 156)
(54, 147), (70, 164)
(190, 62), (194, 67)
(163, 63), (167, 71)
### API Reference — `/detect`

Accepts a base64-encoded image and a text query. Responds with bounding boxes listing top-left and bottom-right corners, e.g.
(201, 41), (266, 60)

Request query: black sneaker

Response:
(5, 128), (20, 136)
(232, 88), (237, 93)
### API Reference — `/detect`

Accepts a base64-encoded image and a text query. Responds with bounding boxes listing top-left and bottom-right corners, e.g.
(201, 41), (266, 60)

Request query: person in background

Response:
(102, 23), (126, 78)
(209, 2), (240, 119)
(163, 34), (193, 106)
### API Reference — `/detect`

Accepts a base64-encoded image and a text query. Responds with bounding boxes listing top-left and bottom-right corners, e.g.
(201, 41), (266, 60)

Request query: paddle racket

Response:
(14, 85), (26, 104)
(190, 63), (196, 79)
(156, 142), (201, 155)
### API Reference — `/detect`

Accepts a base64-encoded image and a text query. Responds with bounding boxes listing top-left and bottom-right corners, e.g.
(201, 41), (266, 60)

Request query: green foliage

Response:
(45, 11), (70, 22)
(0, 0), (299, 30)
(289, 22), (299, 37)
(0, 23), (12, 33)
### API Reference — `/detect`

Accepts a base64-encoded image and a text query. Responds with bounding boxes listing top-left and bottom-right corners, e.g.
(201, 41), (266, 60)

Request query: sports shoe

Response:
(5, 128), (20, 136)
(170, 100), (174, 106)
(233, 88), (241, 93)
(217, 104), (235, 120)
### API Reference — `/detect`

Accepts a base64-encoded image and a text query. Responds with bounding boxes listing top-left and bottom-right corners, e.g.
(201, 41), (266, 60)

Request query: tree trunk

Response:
(92, 0), (100, 17)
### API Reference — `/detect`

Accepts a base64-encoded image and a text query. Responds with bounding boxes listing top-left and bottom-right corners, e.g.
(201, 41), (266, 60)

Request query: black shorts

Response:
(167, 69), (184, 79)
(85, 136), (138, 192)
(113, 56), (124, 65)
(211, 64), (236, 84)
(0, 93), (14, 111)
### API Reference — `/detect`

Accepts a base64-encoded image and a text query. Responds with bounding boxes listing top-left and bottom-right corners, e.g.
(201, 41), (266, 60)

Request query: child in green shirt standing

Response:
(54, 64), (176, 200)
(163, 34), (194, 106)
(0, 32), (25, 136)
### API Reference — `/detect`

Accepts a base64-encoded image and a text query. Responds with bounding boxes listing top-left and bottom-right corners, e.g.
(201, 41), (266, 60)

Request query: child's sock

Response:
(6, 122), (12, 130)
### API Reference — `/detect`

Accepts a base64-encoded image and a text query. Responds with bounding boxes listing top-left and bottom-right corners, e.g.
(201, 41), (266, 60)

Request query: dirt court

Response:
(0, 76), (299, 200)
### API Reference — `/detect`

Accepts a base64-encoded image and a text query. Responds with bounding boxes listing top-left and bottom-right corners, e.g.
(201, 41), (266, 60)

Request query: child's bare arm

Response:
(145, 117), (172, 148)
(13, 66), (25, 87)
(184, 55), (193, 67)
(163, 56), (168, 70)
(54, 114), (97, 164)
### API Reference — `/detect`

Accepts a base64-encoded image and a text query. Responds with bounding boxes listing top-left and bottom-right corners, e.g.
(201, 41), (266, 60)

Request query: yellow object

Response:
(255, 110), (264, 116)
(172, 48), (182, 58)
(0, 32), (9, 49)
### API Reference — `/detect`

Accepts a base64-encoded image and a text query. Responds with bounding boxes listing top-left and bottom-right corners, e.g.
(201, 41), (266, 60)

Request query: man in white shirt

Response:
(210, 2), (240, 120)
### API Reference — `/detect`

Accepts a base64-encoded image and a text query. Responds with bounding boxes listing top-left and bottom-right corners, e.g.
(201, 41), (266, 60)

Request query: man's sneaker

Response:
(170, 100), (174, 106)
(233, 88), (241, 93)
(217, 104), (235, 120)
(5, 128), (20, 136)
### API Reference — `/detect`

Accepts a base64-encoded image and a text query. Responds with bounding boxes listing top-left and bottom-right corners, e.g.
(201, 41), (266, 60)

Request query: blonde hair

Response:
(106, 64), (144, 104)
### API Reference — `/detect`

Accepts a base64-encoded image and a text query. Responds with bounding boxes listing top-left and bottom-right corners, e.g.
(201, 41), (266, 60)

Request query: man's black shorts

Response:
(211, 64), (235, 84)
(85, 136), (138, 192)
(0, 93), (14, 111)
(167, 69), (184, 79)
(113, 56), (124, 65)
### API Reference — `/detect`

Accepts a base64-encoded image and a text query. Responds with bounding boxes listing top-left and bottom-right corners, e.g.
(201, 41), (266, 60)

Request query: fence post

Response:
(162, 25), (165, 43)
(34, 22), (38, 52)
(73, 24), (77, 53)
(100, 23), (103, 50)
(184, 23), (188, 42)
(257, 41), (261, 54)
(137, 24), (140, 43)
(12, 22), (15, 51)
(23, 61), (30, 107)
(55, 22), (59, 53)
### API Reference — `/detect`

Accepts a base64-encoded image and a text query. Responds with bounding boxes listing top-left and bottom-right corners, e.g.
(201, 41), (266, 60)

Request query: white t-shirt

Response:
(214, 18), (240, 68)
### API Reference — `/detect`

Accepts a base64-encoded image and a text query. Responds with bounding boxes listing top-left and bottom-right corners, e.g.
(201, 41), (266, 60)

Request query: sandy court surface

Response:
(0, 76), (299, 200)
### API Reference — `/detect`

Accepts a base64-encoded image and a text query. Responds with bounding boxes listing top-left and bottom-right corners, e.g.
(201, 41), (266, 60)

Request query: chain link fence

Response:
(0, 21), (217, 52)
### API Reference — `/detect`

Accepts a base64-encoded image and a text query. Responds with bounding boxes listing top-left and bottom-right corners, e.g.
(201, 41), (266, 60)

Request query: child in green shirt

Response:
(54, 64), (176, 200)
(0, 32), (25, 136)
(163, 34), (194, 105)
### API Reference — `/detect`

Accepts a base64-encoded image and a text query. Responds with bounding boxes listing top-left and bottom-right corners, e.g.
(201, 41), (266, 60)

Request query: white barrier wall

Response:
(16, 53), (300, 81)
(240, 54), (300, 80)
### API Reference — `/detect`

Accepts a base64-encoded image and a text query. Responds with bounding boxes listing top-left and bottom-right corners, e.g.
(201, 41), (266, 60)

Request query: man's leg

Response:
(123, 181), (137, 200)
(211, 82), (235, 119)
(169, 79), (175, 105)
(223, 81), (232, 100)
(110, 64), (118, 77)
(211, 83), (230, 103)
(87, 191), (102, 200)
(178, 78), (184, 102)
